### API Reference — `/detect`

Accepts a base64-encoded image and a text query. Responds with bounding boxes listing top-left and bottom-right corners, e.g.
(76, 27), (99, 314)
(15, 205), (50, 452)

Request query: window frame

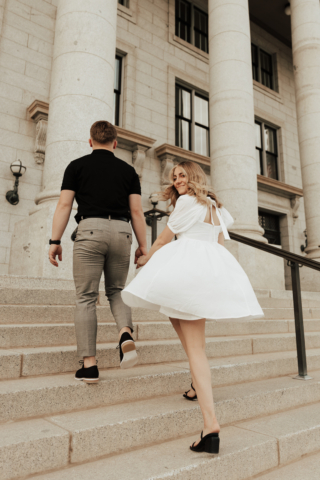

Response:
(118, 0), (129, 7)
(175, 0), (208, 54)
(251, 43), (275, 91)
(175, 81), (210, 156)
(255, 118), (280, 181)
(113, 54), (123, 127)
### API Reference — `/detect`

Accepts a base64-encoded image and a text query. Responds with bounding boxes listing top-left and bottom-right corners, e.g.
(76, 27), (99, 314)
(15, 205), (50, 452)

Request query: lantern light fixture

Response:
(6, 160), (26, 205)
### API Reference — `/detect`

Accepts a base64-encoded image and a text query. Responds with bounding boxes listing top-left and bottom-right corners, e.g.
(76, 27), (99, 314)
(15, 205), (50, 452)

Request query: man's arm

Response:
(49, 190), (75, 267)
(129, 194), (148, 263)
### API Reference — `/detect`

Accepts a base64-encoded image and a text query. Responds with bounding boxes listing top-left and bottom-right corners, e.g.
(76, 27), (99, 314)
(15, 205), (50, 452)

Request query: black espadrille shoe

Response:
(75, 361), (99, 383)
(117, 332), (138, 369)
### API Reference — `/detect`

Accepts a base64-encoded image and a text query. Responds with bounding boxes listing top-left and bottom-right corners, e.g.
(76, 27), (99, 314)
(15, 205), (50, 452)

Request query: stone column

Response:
(207, 0), (286, 290)
(9, 0), (118, 279)
(35, 0), (118, 209)
(208, 0), (264, 241)
(290, 0), (320, 261)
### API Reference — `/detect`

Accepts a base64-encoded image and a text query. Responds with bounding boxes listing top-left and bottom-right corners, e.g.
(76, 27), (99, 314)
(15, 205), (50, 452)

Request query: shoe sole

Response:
(120, 342), (138, 369)
(74, 376), (99, 383)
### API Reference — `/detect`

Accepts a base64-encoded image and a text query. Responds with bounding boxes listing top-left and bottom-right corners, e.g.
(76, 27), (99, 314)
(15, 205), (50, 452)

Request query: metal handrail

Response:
(229, 231), (320, 380)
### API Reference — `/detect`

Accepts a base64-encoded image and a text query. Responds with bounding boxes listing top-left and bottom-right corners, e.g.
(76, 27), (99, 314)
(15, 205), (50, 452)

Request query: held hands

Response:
(49, 244), (62, 267)
(136, 255), (148, 269)
(134, 246), (148, 265)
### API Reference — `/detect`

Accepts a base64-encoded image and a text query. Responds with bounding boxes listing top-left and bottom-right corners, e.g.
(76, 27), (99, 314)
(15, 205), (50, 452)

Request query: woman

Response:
(122, 161), (264, 454)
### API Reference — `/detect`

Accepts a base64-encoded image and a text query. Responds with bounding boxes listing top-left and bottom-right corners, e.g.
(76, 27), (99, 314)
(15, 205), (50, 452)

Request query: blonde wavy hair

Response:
(157, 161), (222, 209)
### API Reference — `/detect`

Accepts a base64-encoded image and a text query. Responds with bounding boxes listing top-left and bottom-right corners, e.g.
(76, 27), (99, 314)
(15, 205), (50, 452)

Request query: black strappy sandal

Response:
(190, 431), (220, 454)
(183, 383), (197, 401)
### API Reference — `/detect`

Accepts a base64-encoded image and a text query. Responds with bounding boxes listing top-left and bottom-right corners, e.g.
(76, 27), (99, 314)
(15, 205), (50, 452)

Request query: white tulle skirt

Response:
(122, 237), (264, 321)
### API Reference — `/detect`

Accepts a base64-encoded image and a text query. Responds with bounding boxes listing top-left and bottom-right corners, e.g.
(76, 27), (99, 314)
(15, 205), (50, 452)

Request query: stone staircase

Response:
(1, 275), (320, 479)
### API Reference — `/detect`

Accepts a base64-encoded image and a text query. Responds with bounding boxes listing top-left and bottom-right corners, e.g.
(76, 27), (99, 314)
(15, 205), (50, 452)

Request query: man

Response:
(48, 121), (147, 383)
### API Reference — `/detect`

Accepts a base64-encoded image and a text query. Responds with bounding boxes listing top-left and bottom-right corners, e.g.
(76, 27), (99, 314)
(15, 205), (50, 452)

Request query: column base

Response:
(9, 206), (78, 280)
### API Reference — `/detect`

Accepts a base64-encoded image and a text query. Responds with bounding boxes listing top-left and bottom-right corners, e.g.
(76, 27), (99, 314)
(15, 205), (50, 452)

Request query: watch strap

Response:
(49, 239), (61, 245)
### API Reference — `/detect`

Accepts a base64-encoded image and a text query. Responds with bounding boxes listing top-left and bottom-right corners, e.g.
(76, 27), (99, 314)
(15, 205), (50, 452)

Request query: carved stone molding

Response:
(257, 175), (303, 199)
(160, 154), (177, 185)
(291, 195), (301, 223)
(155, 143), (210, 167)
(115, 127), (156, 179)
(27, 100), (49, 165)
(132, 146), (148, 178)
(34, 120), (48, 165)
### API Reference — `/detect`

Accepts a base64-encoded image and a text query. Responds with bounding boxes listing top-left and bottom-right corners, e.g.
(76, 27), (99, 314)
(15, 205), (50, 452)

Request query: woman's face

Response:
(173, 166), (188, 195)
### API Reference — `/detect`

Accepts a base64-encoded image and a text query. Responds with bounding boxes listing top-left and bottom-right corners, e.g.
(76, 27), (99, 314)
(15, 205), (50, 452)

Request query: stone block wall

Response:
(0, 0), (308, 289)
(0, 0), (57, 274)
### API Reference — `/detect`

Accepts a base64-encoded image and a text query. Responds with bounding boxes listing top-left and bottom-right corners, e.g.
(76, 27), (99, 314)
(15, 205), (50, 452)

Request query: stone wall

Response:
(0, 0), (57, 274)
(0, 0), (308, 290)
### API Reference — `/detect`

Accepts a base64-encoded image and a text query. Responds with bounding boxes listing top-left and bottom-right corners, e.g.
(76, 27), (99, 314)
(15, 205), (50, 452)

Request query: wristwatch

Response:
(49, 239), (61, 245)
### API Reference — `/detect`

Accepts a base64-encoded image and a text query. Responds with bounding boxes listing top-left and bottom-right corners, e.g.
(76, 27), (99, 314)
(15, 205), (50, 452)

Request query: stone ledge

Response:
(27, 100), (49, 122)
(155, 143), (210, 166)
(115, 126), (156, 151)
(257, 175), (303, 199)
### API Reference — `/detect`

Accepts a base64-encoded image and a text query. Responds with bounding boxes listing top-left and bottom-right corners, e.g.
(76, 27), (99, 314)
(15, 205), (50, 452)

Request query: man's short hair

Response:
(90, 121), (117, 144)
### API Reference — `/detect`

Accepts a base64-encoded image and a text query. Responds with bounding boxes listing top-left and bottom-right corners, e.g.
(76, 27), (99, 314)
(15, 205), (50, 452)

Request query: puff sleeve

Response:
(167, 195), (202, 234)
(219, 206), (234, 230)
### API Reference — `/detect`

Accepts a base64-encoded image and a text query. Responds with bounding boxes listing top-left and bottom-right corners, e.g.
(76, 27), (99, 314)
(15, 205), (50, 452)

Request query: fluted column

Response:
(291, 0), (320, 260)
(208, 0), (264, 241)
(35, 0), (117, 209)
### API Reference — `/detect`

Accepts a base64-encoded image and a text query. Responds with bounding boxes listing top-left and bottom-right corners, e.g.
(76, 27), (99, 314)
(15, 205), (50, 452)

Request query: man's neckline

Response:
(91, 149), (115, 155)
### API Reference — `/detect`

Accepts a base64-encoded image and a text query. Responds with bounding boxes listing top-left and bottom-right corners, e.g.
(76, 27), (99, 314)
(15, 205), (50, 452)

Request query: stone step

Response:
(254, 451), (320, 480)
(2, 349), (320, 423)
(1, 303), (320, 326)
(30, 402), (320, 480)
(1, 425), (277, 480)
(3, 371), (320, 480)
(1, 319), (320, 348)
(237, 401), (320, 466)
(3, 332), (320, 379)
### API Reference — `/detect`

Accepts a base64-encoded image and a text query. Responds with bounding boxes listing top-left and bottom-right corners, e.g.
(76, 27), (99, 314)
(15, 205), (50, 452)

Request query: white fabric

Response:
(122, 194), (264, 321)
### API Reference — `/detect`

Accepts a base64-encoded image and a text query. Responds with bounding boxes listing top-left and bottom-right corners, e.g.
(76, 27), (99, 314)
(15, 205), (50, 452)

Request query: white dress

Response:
(122, 194), (264, 321)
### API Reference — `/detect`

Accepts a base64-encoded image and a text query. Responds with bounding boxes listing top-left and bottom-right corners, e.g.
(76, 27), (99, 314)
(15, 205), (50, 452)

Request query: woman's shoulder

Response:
(175, 194), (199, 207)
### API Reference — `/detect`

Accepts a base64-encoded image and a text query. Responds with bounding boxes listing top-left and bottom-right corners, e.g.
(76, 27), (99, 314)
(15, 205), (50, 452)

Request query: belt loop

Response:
(81, 216), (83, 220)
(108, 215), (111, 221)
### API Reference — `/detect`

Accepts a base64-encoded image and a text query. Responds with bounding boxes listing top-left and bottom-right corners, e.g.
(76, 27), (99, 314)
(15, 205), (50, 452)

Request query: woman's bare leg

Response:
(179, 318), (220, 444)
(169, 317), (196, 399)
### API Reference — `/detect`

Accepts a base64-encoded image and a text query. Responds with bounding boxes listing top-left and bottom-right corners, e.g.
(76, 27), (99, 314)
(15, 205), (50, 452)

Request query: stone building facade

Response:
(0, 0), (319, 291)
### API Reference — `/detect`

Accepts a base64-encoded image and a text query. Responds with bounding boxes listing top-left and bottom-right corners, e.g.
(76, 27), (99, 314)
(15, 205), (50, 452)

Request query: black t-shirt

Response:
(61, 149), (141, 223)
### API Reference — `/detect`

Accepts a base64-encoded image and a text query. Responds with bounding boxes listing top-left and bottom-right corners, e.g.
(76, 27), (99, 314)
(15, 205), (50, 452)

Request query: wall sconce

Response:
(6, 160), (26, 205)
(284, 3), (291, 15)
(300, 229), (307, 252)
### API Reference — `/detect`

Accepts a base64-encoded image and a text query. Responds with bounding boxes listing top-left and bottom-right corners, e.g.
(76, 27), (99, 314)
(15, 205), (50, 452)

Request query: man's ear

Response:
(113, 139), (118, 150)
(89, 138), (93, 148)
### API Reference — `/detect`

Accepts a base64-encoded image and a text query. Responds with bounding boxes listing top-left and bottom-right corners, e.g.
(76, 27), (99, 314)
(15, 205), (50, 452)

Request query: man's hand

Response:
(134, 246), (148, 264)
(49, 244), (62, 267)
(137, 255), (148, 269)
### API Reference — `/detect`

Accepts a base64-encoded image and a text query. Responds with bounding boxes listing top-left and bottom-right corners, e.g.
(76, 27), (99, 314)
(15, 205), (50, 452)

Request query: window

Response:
(175, 0), (208, 53)
(251, 44), (274, 90)
(118, 0), (128, 6)
(113, 56), (122, 126)
(175, 84), (209, 156)
(255, 120), (278, 180)
(259, 211), (281, 245)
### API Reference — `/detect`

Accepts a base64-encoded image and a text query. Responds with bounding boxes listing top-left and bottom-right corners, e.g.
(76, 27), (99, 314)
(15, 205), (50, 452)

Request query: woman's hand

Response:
(136, 255), (148, 269)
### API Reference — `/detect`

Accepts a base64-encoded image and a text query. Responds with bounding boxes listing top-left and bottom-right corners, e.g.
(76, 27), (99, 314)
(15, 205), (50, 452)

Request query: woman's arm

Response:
(137, 226), (175, 267)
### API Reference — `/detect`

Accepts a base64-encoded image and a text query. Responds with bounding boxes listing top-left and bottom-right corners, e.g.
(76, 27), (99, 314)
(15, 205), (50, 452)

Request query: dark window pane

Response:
(260, 49), (273, 89)
(259, 212), (281, 245)
(193, 7), (208, 53)
(194, 30), (200, 49)
(195, 125), (209, 156)
(195, 94), (209, 127)
(176, 0), (191, 44)
(266, 154), (278, 179)
(251, 44), (259, 81)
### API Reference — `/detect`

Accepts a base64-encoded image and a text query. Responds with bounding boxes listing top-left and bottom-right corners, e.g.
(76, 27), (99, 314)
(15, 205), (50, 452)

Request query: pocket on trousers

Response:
(119, 231), (132, 244)
(75, 229), (103, 242)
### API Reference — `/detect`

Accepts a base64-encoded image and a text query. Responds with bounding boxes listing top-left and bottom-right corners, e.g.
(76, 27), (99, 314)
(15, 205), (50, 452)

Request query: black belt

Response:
(80, 215), (130, 223)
